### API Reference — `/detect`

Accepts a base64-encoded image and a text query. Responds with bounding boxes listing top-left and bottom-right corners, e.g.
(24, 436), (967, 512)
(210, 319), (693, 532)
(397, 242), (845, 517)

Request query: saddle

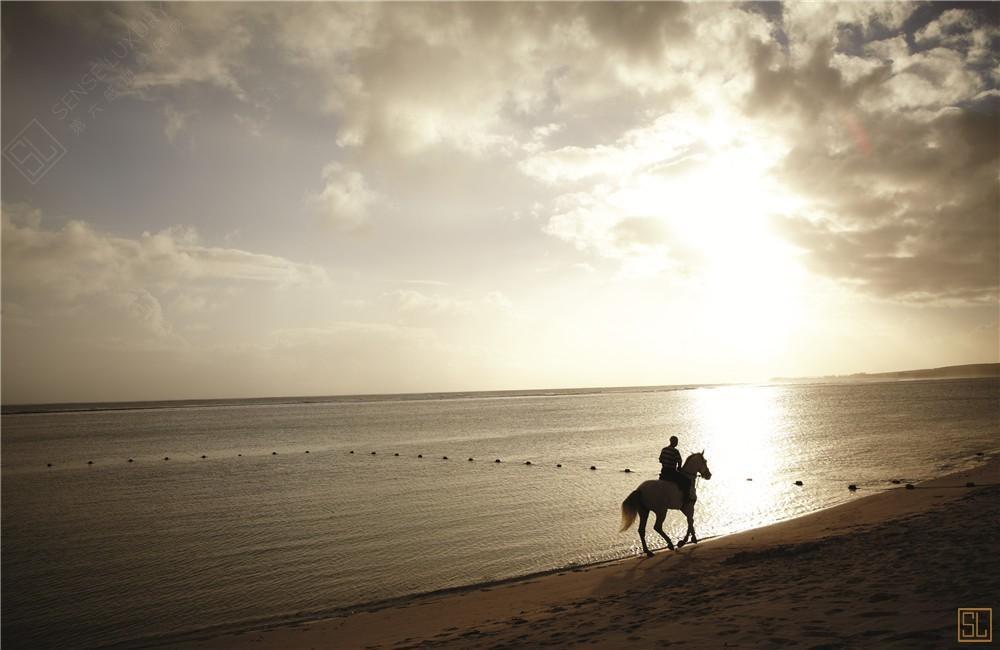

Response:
(658, 470), (695, 504)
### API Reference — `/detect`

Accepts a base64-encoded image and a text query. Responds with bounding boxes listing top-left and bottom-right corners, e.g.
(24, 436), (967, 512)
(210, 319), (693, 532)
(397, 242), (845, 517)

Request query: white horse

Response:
(620, 452), (712, 557)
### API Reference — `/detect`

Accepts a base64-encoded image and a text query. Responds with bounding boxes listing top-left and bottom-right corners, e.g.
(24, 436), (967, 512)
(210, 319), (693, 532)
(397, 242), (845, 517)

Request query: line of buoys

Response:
(495, 459), (501, 463)
(556, 464), (562, 468)
(793, 480), (803, 486)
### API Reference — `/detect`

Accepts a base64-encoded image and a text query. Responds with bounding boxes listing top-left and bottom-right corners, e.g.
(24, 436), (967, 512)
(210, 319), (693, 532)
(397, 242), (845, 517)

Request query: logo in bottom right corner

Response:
(958, 608), (992, 643)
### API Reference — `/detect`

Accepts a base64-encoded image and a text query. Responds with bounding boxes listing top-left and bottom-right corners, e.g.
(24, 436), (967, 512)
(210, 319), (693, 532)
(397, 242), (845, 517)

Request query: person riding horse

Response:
(658, 436), (693, 504)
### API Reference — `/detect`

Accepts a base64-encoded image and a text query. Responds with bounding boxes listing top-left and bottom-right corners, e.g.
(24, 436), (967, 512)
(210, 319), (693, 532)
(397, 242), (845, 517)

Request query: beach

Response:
(173, 454), (998, 649)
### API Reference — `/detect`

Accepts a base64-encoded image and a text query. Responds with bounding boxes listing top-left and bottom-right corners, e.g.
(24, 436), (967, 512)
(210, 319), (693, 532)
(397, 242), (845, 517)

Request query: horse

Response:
(620, 452), (712, 557)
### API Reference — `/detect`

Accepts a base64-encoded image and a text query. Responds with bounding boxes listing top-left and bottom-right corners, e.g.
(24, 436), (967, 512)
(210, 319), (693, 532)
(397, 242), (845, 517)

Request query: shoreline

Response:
(154, 453), (999, 649)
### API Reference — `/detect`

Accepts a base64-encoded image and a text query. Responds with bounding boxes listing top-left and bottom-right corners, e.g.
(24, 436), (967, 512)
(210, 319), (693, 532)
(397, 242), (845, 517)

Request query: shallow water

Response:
(2, 378), (997, 648)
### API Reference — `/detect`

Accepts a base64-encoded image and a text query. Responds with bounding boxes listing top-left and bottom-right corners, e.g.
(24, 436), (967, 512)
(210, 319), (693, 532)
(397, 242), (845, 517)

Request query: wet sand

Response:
(174, 456), (998, 648)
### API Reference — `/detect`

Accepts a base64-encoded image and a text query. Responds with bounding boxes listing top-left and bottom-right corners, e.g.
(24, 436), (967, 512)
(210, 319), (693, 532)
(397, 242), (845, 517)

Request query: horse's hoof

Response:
(676, 541), (686, 549)
(645, 551), (654, 558)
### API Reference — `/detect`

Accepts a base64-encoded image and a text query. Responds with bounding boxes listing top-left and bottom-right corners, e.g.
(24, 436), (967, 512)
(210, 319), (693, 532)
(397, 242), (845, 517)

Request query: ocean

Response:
(2, 378), (997, 648)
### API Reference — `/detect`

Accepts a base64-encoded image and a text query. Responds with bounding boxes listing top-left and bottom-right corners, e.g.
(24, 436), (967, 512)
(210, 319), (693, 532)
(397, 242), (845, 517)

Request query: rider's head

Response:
(669, 435), (678, 447)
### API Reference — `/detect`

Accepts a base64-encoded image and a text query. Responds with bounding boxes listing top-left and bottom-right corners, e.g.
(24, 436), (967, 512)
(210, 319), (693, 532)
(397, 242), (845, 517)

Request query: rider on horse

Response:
(658, 435), (693, 505)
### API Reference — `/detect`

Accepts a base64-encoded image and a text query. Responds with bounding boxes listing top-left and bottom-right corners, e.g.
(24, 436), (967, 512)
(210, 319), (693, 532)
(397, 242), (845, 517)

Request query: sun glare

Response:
(619, 115), (807, 355)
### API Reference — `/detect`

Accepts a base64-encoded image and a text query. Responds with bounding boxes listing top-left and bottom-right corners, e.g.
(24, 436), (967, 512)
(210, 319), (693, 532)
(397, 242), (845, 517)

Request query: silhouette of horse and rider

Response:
(621, 435), (712, 557)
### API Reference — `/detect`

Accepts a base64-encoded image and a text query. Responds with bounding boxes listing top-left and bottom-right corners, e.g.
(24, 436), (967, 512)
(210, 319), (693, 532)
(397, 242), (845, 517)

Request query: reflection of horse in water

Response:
(620, 452), (712, 557)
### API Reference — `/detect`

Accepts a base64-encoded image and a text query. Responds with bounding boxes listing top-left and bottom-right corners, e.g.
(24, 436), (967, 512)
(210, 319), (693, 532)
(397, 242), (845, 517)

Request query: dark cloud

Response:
(775, 107), (999, 303)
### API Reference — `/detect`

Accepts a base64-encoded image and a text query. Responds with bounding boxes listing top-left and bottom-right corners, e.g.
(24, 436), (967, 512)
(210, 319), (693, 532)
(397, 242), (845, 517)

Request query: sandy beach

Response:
(169, 455), (998, 649)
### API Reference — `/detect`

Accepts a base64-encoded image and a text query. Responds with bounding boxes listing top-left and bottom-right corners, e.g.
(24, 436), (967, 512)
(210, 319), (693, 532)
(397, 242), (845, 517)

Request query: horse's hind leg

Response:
(653, 510), (675, 551)
(638, 509), (653, 557)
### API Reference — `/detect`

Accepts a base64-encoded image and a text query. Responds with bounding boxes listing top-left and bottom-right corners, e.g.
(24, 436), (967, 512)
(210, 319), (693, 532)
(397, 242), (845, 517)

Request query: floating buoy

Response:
(848, 484), (857, 491)
(201, 455), (207, 459)
(394, 453), (399, 456)
(164, 457), (170, 461)
(468, 458), (474, 462)
(47, 463), (52, 467)
(371, 451), (376, 455)
(238, 454), (242, 457)
(418, 454), (423, 458)
(976, 452), (984, 456)
(87, 460), (94, 465)
(590, 466), (597, 471)
(794, 480), (803, 486)
(495, 459), (501, 463)
(890, 479), (901, 484)
(305, 451), (310, 454)
(905, 483), (915, 490)
(443, 456), (449, 460)
(272, 451), (278, 455)
(966, 481), (976, 487)
(524, 460), (532, 465)
(556, 464), (562, 468)
(349, 451), (354, 454)
(128, 459), (134, 463)
(624, 468), (631, 473)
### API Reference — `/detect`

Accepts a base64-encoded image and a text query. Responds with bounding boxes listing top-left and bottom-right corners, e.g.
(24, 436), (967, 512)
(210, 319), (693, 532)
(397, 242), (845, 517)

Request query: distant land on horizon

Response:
(4, 363), (999, 415)
(771, 362), (1000, 384)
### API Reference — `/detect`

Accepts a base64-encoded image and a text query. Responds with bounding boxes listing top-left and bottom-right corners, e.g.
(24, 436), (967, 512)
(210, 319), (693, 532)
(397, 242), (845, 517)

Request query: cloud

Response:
(1, 204), (329, 343)
(308, 162), (377, 230)
(914, 9), (1000, 64)
(163, 103), (196, 143)
(390, 288), (514, 323)
(773, 106), (999, 304)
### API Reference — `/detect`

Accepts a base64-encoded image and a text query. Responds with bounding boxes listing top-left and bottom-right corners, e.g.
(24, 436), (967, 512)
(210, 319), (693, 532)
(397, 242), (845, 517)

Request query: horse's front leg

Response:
(676, 507), (694, 548)
(638, 509), (653, 558)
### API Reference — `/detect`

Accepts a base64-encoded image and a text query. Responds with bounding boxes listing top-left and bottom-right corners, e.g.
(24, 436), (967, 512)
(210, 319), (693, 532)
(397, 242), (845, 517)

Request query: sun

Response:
(615, 114), (809, 355)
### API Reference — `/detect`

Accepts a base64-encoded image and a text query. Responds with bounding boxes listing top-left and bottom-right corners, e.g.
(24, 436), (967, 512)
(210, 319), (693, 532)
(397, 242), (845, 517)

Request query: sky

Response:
(2, 2), (998, 404)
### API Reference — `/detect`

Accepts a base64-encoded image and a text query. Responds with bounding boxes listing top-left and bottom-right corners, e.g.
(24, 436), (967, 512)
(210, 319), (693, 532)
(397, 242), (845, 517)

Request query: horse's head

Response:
(686, 450), (712, 480)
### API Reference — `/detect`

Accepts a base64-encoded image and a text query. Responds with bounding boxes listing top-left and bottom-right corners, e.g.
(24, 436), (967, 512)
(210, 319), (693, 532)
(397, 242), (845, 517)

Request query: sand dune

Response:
(174, 456), (998, 648)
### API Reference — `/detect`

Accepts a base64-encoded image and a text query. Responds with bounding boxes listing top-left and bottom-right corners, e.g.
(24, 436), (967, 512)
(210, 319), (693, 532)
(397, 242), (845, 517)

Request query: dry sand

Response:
(174, 456), (998, 649)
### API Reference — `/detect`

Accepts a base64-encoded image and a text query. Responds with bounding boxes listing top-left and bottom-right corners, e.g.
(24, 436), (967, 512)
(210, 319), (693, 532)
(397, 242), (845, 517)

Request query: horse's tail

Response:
(620, 489), (644, 532)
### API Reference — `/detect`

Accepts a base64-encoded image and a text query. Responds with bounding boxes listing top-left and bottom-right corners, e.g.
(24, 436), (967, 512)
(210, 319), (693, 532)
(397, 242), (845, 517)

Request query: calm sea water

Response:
(3, 379), (998, 648)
